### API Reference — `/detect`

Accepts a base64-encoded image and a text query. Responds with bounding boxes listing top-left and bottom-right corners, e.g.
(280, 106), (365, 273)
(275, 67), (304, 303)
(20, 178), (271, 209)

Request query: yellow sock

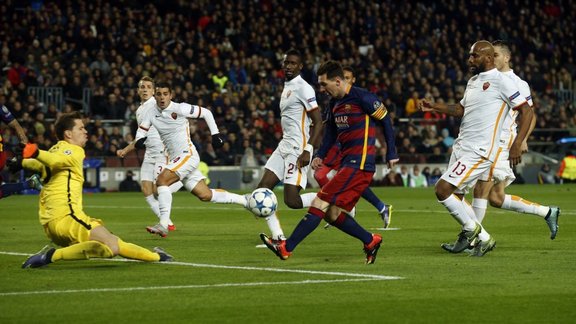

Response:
(51, 241), (114, 262)
(117, 239), (160, 262)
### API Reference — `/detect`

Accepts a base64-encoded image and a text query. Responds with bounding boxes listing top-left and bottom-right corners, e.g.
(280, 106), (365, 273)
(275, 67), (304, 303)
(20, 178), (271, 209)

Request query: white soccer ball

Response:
(248, 188), (278, 217)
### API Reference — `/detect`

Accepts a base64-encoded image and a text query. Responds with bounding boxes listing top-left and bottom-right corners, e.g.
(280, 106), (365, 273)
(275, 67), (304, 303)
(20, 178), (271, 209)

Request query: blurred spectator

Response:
(119, 170), (140, 192)
(557, 152), (576, 184)
(399, 165), (410, 187)
(409, 165), (428, 188)
(380, 169), (404, 187)
(428, 167), (443, 185)
(537, 163), (558, 184)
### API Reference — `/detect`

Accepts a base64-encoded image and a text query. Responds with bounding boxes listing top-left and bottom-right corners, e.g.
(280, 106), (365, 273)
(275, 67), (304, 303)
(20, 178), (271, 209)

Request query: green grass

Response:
(0, 185), (574, 323)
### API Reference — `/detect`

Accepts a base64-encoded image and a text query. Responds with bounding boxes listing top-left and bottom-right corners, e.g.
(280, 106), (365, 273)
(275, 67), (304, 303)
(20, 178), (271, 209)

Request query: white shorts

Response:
(480, 148), (515, 187)
(265, 144), (309, 189)
(441, 145), (493, 192)
(165, 153), (205, 191)
(140, 155), (167, 182)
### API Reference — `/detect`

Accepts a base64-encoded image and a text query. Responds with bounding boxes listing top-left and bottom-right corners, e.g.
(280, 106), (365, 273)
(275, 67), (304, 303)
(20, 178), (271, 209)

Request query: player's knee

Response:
(284, 196), (303, 209)
(488, 191), (504, 208)
(87, 241), (116, 258)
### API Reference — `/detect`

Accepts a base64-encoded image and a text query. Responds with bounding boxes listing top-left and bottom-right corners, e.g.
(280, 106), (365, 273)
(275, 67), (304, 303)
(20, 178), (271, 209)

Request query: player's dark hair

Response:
(55, 111), (83, 140)
(155, 81), (172, 92)
(317, 60), (344, 80)
(285, 48), (301, 59)
(343, 66), (355, 76)
(492, 40), (511, 56)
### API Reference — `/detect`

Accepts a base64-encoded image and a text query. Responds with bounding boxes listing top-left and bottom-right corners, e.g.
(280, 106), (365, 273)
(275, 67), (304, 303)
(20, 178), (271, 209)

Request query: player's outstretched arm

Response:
(509, 103), (534, 167)
(419, 99), (464, 117)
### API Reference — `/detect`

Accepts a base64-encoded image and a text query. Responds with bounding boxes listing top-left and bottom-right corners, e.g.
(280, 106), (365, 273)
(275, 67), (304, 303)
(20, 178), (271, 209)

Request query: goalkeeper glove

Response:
(212, 134), (225, 149)
(22, 143), (39, 159)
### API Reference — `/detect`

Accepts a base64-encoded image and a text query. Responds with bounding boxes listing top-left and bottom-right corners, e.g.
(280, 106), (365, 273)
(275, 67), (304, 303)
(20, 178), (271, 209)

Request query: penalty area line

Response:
(0, 278), (386, 297)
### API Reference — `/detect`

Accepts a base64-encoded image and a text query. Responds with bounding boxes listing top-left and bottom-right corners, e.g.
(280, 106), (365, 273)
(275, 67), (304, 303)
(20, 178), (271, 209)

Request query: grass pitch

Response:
(0, 185), (574, 323)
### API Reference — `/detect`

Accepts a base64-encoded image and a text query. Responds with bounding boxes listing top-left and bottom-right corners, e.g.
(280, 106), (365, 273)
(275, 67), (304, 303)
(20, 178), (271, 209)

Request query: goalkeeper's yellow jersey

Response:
(23, 140), (85, 225)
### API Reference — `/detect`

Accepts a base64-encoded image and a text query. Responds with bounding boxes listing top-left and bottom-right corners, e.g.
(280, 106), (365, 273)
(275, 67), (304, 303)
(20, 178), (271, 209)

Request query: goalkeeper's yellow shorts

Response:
(43, 211), (104, 247)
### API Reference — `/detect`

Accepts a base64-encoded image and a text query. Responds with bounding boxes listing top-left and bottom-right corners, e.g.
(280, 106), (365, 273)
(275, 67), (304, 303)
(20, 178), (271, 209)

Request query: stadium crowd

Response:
(1, 0), (575, 172)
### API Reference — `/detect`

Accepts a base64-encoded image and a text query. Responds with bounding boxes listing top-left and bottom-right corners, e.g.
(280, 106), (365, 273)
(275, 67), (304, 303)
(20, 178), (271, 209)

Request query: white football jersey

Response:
(499, 70), (533, 149)
(457, 68), (527, 161)
(136, 101), (202, 159)
(278, 75), (318, 152)
(136, 96), (165, 160)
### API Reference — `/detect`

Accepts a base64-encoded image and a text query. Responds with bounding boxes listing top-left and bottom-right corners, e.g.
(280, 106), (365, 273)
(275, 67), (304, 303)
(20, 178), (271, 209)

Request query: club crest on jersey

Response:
(286, 90), (292, 98)
(483, 82), (490, 90)
(171, 112), (177, 120)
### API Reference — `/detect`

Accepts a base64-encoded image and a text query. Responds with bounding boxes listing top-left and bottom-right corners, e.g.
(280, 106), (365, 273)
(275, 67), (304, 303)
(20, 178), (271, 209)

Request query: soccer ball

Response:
(248, 188), (278, 217)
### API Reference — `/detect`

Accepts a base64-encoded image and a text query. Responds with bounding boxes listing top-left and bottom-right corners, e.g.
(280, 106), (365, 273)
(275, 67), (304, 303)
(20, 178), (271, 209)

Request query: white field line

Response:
(0, 278), (384, 297)
(84, 205), (576, 215)
(0, 251), (403, 296)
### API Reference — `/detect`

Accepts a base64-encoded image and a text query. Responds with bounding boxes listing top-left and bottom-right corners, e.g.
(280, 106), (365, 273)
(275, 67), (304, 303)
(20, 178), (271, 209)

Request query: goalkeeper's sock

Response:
(210, 189), (245, 205)
(0, 182), (26, 198)
(51, 241), (114, 262)
(502, 195), (549, 217)
(285, 207), (323, 252)
(332, 213), (373, 245)
(361, 187), (385, 212)
(117, 239), (160, 262)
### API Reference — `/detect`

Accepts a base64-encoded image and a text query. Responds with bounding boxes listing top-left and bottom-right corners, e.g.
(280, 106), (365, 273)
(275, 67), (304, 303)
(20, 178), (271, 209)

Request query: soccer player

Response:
(464, 40), (559, 244)
(260, 60), (399, 264)
(315, 66), (393, 229)
(252, 49), (324, 242)
(18, 112), (172, 268)
(0, 104), (43, 199)
(132, 82), (247, 237)
(420, 40), (534, 256)
(117, 76), (182, 230)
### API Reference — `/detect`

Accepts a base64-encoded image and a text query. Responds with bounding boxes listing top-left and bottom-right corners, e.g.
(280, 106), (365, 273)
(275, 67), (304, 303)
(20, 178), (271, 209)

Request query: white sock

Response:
(265, 211), (285, 240)
(477, 225), (491, 242)
(439, 195), (476, 231)
(169, 181), (183, 193)
(502, 194), (549, 218)
(157, 186), (172, 228)
(145, 195), (161, 219)
(210, 189), (246, 205)
(300, 192), (316, 208)
(472, 198), (488, 223)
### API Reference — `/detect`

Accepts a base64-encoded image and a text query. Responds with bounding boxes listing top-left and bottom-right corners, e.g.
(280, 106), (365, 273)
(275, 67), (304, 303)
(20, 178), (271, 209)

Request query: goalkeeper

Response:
(17, 112), (172, 268)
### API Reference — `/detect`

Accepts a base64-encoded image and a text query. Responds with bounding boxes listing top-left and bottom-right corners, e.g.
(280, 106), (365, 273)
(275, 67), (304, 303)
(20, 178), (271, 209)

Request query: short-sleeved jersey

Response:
(499, 70), (533, 149)
(136, 97), (165, 160)
(321, 85), (388, 172)
(278, 75), (318, 151)
(458, 68), (527, 161)
(24, 141), (86, 225)
(136, 101), (200, 159)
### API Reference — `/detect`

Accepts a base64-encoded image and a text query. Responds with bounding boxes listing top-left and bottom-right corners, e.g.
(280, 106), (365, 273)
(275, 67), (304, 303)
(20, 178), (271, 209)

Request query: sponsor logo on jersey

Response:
(344, 104), (352, 112)
(335, 115), (349, 128)
(483, 82), (490, 90)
